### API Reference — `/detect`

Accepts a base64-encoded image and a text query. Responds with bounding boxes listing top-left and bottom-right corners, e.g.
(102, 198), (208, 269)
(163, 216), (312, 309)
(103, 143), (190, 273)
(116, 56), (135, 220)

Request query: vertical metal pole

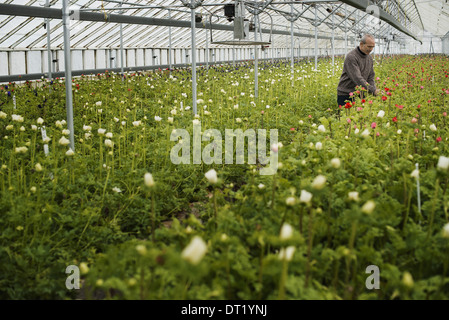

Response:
(205, 16), (209, 71)
(332, 7), (335, 75)
(314, 5), (318, 70)
(45, 0), (52, 89)
(120, 1), (124, 80)
(191, 4), (197, 116)
(344, 4), (347, 54)
(62, 0), (74, 151)
(168, 9), (172, 71)
(290, 4), (294, 86)
(254, 14), (259, 99)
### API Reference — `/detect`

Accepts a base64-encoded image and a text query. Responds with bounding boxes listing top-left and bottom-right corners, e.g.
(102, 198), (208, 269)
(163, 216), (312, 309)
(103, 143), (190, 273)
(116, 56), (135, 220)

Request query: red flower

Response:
(290, 128), (295, 132)
(436, 137), (442, 143)
(392, 116), (398, 122)
(361, 99), (366, 103)
(345, 102), (352, 109)
(381, 96), (387, 101)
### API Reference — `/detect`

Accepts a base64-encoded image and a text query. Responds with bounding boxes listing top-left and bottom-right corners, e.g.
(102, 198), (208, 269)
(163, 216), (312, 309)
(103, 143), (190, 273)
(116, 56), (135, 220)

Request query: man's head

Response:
(359, 34), (375, 55)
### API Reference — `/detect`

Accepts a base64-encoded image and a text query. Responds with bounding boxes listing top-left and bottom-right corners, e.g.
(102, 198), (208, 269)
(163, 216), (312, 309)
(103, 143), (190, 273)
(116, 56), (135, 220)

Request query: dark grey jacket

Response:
(337, 47), (376, 96)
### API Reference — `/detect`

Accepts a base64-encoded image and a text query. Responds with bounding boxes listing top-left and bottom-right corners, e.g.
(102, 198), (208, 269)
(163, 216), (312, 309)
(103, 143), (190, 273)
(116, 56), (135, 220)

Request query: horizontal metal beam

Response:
(0, 3), (346, 45)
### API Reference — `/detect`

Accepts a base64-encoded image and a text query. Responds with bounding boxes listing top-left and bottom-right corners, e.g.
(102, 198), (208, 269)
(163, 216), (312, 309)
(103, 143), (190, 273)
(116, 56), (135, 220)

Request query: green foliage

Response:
(1, 56), (449, 299)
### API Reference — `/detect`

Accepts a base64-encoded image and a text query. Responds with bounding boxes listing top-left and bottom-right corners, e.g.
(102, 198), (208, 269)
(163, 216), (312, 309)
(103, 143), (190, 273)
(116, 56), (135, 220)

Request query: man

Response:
(337, 34), (380, 109)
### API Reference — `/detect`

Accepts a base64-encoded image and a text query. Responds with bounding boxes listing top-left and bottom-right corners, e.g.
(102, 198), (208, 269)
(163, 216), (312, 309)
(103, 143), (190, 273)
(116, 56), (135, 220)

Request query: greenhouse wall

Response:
(442, 32), (449, 55)
(0, 46), (353, 77)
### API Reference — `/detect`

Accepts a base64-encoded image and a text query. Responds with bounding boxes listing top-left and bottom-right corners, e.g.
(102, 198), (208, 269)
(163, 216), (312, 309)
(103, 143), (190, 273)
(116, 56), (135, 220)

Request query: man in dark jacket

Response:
(337, 34), (380, 109)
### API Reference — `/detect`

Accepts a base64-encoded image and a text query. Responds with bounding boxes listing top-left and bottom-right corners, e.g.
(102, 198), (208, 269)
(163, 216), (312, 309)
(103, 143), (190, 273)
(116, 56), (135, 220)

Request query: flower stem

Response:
(427, 178), (439, 240)
(278, 259), (288, 300)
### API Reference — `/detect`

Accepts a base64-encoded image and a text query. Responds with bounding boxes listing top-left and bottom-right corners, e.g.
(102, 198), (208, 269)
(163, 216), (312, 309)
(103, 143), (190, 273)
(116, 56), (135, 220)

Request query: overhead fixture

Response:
(224, 4), (235, 22)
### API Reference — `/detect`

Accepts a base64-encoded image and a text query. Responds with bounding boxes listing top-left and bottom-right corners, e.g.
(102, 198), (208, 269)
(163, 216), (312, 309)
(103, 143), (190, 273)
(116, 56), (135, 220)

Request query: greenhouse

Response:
(1, 0), (449, 302)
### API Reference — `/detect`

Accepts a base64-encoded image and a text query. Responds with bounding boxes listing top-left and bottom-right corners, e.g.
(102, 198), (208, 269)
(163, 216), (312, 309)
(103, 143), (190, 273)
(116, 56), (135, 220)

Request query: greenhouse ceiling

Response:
(0, 0), (448, 50)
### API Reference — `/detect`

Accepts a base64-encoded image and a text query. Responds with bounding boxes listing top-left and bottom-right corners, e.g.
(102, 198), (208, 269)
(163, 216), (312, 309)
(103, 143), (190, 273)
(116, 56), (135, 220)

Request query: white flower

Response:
(98, 128), (106, 135)
(96, 101), (102, 107)
(6, 125), (13, 131)
(36, 117), (44, 124)
(35, 163), (43, 172)
(278, 246), (295, 261)
(402, 272), (414, 288)
(258, 183), (265, 189)
(330, 158), (341, 169)
(285, 197), (296, 206)
(377, 110), (385, 118)
(361, 129), (370, 138)
(122, 121), (127, 126)
(135, 244), (147, 255)
(410, 169), (419, 179)
(315, 142), (322, 150)
(79, 262), (89, 274)
(30, 186), (36, 193)
(280, 223), (293, 240)
(132, 120), (141, 127)
(429, 124), (437, 131)
(19, 126), (25, 132)
(397, 129), (402, 135)
(361, 200), (376, 214)
(167, 117), (174, 123)
(192, 119), (200, 125)
(0, 111), (7, 119)
(205, 169), (218, 184)
(235, 118), (242, 123)
(354, 128), (360, 134)
(12, 114), (24, 122)
(312, 175), (327, 190)
(55, 120), (62, 128)
(65, 148), (75, 156)
(144, 172), (155, 187)
(181, 236), (207, 265)
(62, 129), (70, 135)
(299, 190), (313, 204)
(348, 191), (359, 202)
(112, 187), (122, 193)
(59, 136), (70, 146)
(154, 116), (162, 122)
(437, 156), (449, 170)
(83, 125), (91, 131)
(317, 125), (326, 133)
(104, 139), (114, 148)
(15, 146), (28, 154)
(443, 223), (449, 238)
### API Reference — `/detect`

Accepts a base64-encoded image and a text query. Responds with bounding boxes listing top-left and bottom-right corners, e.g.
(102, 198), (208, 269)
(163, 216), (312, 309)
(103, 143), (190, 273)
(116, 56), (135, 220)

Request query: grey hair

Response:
(361, 34), (375, 44)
